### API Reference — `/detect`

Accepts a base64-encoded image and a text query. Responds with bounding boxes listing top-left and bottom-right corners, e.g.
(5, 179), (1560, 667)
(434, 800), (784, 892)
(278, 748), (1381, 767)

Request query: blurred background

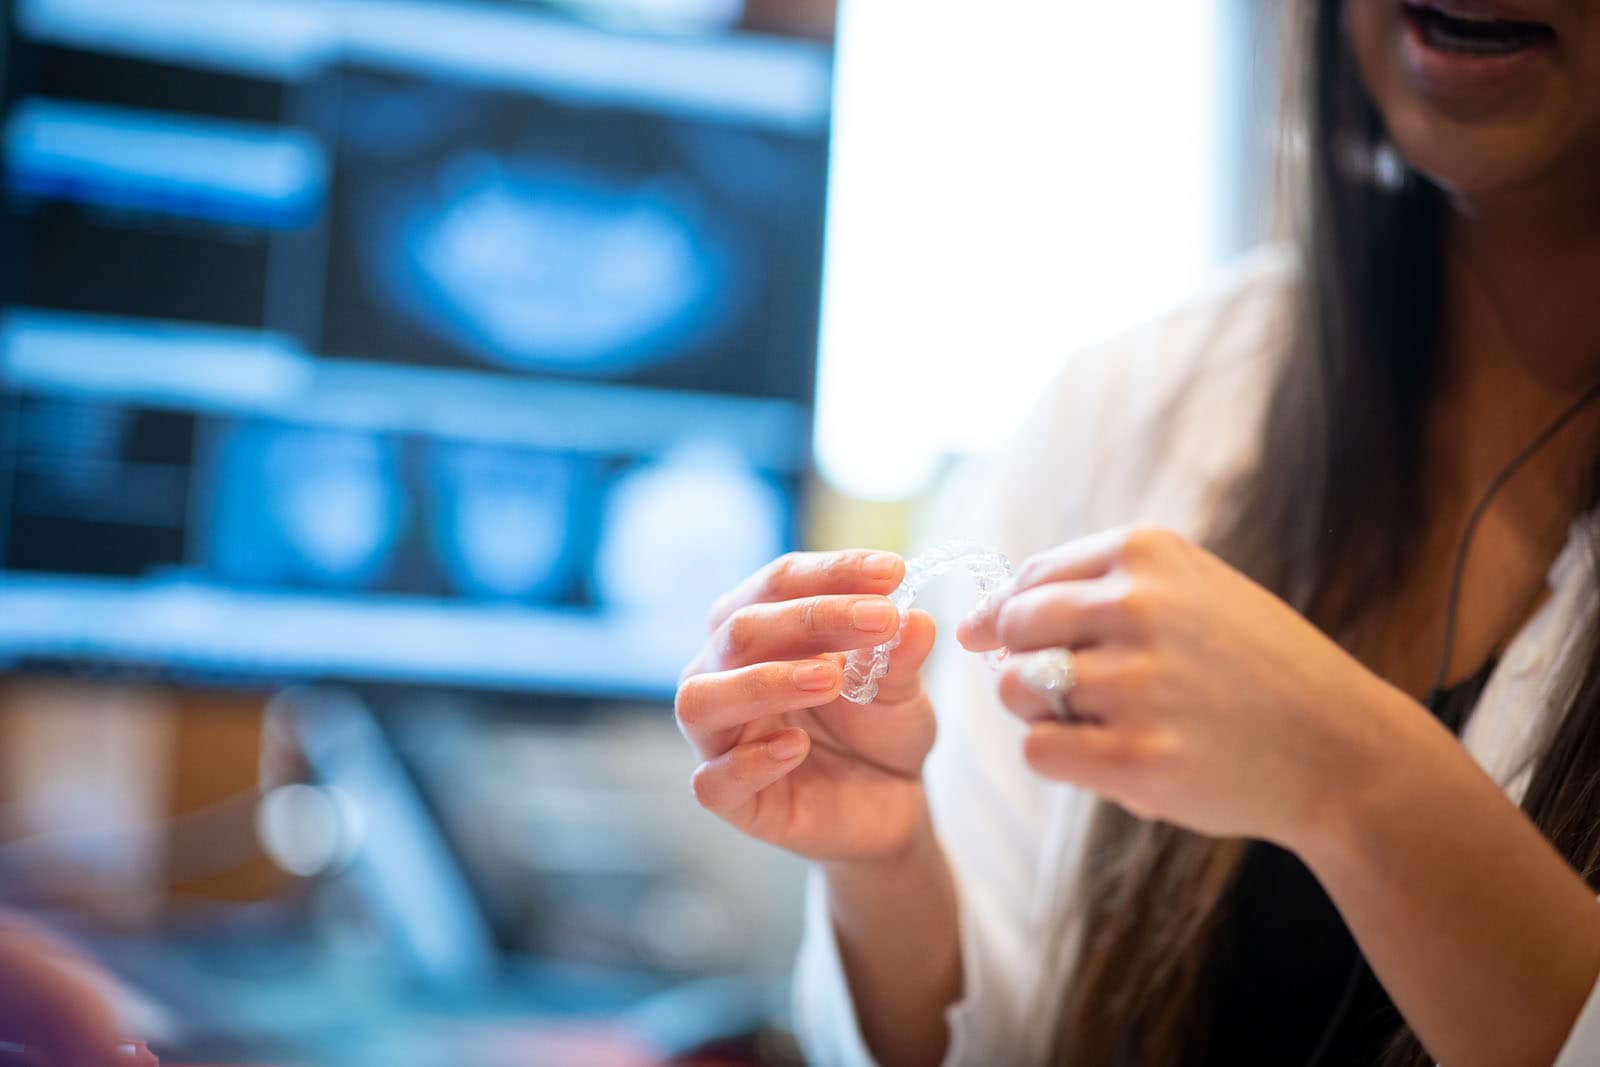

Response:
(0, 1), (1275, 1063)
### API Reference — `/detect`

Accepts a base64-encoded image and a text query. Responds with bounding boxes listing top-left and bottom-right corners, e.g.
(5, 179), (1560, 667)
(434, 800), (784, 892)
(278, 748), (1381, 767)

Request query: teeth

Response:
(1411, 1), (1552, 54)
(1423, 16), (1541, 54)
(1428, 3), (1508, 22)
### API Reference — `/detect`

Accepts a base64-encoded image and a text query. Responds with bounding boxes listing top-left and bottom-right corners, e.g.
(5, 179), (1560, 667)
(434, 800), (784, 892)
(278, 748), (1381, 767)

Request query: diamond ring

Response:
(1017, 647), (1077, 720)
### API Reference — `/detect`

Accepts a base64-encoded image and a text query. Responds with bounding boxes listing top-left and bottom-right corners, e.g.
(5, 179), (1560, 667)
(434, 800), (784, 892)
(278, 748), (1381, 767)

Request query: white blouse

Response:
(791, 247), (1600, 1066)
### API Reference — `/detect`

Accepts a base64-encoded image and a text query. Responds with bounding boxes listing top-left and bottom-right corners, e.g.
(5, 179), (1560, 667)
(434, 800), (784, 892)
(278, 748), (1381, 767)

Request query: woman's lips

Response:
(1399, 0), (1557, 102)
(1411, 0), (1545, 20)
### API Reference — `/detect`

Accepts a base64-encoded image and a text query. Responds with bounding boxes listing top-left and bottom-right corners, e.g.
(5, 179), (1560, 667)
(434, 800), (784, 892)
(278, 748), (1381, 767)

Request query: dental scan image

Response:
(314, 68), (829, 403)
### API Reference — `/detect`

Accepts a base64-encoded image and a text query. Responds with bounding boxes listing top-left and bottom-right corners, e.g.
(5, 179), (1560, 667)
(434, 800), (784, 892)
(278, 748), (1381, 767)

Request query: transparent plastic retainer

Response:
(841, 540), (1014, 705)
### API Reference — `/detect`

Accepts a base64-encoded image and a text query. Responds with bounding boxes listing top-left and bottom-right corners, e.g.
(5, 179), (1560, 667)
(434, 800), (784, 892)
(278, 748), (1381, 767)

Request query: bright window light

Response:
(816, 1), (1231, 500)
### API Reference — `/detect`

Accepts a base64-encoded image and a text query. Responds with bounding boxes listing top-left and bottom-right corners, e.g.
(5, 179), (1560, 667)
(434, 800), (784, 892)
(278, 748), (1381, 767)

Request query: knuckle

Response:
(793, 591), (832, 633)
(1129, 729), (1176, 768)
(1015, 554), (1052, 590)
(737, 665), (771, 706)
(762, 553), (799, 597)
(798, 597), (825, 635)
(722, 609), (757, 660)
(824, 552), (856, 582)
(1121, 526), (1157, 559)
(1124, 525), (1186, 561)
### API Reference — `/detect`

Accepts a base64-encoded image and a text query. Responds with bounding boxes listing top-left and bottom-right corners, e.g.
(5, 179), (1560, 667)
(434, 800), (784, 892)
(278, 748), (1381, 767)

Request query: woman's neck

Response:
(1434, 183), (1600, 512)
(1445, 171), (1600, 380)
(1370, 183), (1600, 694)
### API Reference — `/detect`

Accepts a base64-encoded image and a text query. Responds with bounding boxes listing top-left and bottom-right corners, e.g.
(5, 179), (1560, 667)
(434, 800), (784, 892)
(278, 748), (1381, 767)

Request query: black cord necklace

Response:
(1426, 377), (1600, 699)
(1303, 376), (1600, 1067)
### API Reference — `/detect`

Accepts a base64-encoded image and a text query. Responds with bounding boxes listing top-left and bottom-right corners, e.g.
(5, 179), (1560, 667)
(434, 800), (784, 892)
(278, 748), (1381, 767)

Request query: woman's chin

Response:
(1385, 110), (1579, 202)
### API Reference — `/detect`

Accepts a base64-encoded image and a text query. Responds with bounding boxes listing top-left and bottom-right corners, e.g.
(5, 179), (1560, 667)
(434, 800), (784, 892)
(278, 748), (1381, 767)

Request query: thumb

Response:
(874, 610), (937, 702)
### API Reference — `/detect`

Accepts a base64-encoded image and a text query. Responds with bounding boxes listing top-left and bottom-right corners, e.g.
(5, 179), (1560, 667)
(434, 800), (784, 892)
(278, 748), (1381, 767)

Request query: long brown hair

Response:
(1054, 2), (1600, 1064)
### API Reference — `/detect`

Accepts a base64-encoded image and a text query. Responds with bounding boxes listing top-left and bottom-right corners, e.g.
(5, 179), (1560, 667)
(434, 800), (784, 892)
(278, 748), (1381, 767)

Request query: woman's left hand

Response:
(958, 526), (1430, 849)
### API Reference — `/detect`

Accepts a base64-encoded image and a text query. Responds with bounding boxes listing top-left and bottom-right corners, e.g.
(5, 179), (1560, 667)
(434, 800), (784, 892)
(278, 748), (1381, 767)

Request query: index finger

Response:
(708, 550), (904, 631)
(1004, 527), (1129, 599)
(959, 528), (1128, 644)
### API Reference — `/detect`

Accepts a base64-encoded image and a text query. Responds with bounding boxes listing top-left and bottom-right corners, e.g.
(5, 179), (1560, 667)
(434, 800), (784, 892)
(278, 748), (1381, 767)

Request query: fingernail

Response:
(768, 731), (807, 761)
(862, 553), (900, 581)
(794, 661), (838, 691)
(852, 599), (897, 632)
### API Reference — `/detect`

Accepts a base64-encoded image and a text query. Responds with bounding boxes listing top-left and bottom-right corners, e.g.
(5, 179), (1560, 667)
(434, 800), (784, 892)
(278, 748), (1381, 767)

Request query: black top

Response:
(1180, 659), (1499, 1067)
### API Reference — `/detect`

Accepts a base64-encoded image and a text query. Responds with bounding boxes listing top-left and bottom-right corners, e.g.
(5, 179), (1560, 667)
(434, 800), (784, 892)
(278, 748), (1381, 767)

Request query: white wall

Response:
(815, 1), (1234, 500)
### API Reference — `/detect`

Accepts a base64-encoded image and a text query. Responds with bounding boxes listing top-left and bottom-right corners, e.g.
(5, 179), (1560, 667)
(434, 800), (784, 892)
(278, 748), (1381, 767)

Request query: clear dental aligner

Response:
(841, 540), (1014, 705)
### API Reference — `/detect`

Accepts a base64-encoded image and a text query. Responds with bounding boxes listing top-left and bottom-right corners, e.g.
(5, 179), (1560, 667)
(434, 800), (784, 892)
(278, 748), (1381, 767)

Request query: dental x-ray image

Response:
(204, 420), (408, 592)
(201, 420), (601, 605)
(363, 156), (743, 378)
(423, 440), (592, 603)
(313, 67), (829, 403)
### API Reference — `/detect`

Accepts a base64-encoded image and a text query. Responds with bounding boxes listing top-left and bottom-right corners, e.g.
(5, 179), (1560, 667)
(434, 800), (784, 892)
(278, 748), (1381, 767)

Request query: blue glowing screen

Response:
(0, 1), (832, 699)
(312, 65), (828, 400)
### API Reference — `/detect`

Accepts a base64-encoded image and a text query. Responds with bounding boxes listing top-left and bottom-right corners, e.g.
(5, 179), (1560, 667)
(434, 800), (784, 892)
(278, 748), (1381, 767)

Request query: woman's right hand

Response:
(677, 550), (940, 864)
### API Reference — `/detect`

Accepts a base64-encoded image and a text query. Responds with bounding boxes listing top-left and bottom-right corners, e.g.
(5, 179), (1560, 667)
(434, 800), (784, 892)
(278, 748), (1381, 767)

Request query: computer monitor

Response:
(0, 0), (833, 700)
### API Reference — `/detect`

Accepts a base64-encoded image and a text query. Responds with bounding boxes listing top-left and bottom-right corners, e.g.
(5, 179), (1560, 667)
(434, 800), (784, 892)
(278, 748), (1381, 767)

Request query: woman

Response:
(675, 1), (1600, 1063)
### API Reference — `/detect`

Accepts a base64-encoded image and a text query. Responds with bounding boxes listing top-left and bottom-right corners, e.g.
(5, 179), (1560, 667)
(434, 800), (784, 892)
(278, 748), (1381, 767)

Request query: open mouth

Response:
(1402, 2), (1555, 57)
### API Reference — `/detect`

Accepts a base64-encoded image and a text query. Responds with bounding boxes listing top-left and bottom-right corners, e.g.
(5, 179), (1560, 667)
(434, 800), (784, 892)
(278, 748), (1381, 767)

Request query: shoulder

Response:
(944, 245), (1296, 561)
